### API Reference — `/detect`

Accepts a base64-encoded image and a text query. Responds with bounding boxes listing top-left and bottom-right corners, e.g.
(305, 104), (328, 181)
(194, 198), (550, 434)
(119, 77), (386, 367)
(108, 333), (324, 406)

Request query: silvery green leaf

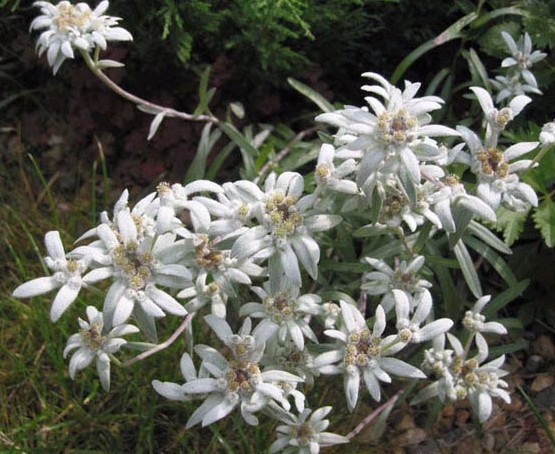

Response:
(229, 102), (245, 119)
(137, 104), (162, 115)
(147, 111), (166, 141)
(96, 59), (125, 69)
(288, 77), (335, 113)
(468, 220), (511, 254)
(453, 240), (482, 298)
(410, 382), (440, 405)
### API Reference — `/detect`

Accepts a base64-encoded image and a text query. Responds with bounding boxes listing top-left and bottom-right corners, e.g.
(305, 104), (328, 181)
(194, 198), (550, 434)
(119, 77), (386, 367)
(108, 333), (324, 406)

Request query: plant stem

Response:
(346, 389), (403, 439)
(254, 125), (319, 184)
(80, 51), (218, 124)
(121, 313), (194, 367)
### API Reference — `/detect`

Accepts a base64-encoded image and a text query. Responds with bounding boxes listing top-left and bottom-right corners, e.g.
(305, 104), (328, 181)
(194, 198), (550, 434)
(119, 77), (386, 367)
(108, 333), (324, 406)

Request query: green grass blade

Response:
(184, 123), (222, 183)
(464, 236), (517, 286)
(206, 141), (236, 181)
(517, 384), (555, 447)
(27, 153), (60, 228)
(465, 47), (492, 92)
(218, 122), (257, 179)
(470, 6), (524, 28)
(483, 279), (529, 317)
(391, 12), (477, 84)
(287, 77), (334, 113)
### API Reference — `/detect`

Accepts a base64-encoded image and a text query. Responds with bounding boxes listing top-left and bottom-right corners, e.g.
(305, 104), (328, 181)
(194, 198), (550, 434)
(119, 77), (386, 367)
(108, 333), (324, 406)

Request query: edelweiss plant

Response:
(14, 1), (550, 450)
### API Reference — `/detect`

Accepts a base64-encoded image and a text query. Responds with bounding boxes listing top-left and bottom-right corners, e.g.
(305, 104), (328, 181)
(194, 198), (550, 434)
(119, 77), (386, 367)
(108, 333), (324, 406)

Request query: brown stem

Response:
(346, 389), (403, 440)
(255, 126), (320, 183)
(121, 313), (195, 367)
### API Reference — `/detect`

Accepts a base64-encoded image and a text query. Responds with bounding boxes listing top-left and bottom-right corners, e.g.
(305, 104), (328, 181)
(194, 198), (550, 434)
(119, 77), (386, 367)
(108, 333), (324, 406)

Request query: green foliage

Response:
(492, 207), (528, 246)
(533, 197), (555, 247)
(522, 0), (555, 49)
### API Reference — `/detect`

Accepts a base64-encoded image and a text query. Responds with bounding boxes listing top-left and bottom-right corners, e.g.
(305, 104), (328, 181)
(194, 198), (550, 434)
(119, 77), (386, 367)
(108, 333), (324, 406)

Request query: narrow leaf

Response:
(287, 78), (334, 113)
(468, 220), (512, 254)
(219, 122), (258, 179)
(483, 280), (529, 317)
(464, 236), (517, 286)
(453, 240), (482, 298)
(391, 12), (478, 84)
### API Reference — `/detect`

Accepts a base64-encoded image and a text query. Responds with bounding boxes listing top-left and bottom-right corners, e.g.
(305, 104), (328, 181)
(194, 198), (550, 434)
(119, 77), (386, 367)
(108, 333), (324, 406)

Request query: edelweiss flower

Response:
(463, 295), (507, 336)
(177, 271), (227, 317)
(241, 285), (323, 350)
(313, 143), (358, 195)
(195, 180), (260, 237)
(458, 125), (538, 211)
(315, 301), (425, 410)
(72, 208), (191, 328)
(159, 316), (303, 427)
(362, 255), (432, 312)
(269, 406), (349, 453)
(156, 180), (222, 234)
(539, 120), (555, 146)
(63, 306), (139, 391)
(230, 172), (341, 287)
(316, 72), (458, 190)
(470, 87), (531, 147)
(174, 218), (263, 317)
(30, 1), (132, 74)
(500, 31), (546, 89)
(415, 333), (510, 422)
(370, 180), (428, 232)
(393, 290), (453, 344)
(13, 230), (93, 321)
(262, 339), (319, 388)
(491, 74), (542, 103)
(426, 174), (496, 232)
(465, 355), (511, 422)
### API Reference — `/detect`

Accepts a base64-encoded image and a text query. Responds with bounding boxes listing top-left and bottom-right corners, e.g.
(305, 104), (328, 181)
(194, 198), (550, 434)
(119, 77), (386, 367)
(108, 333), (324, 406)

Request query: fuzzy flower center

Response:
(264, 293), (297, 322)
(345, 329), (380, 366)
(294, 422), (316, 445)
(80, 321), (105, 351)
(462, 310), (486, 331)
(315, 163), (332, 180)
(515, 52), (529, 69)
(113, 242), (153, 290)
(377, 109), (418, 146)
(477, 147), (509, 178)
(225, 360), (261, 394)
(265, 193), (303, 238)
(195, 234), (225, 269)
(54, 3), (92, 32)
(378, 193), (407, 223)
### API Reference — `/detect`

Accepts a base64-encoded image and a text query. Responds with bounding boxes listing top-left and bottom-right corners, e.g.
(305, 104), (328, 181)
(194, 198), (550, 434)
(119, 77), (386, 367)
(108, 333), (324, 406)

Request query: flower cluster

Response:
(17, 2), (549, 451)
(30, 0), (132, 73)
(491, 31), (547, 103)
(414, 296), (510, 422)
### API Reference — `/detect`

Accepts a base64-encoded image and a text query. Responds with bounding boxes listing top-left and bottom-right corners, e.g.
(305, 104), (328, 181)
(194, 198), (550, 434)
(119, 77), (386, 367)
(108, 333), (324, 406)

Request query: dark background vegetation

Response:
(3, 0), (553, 191)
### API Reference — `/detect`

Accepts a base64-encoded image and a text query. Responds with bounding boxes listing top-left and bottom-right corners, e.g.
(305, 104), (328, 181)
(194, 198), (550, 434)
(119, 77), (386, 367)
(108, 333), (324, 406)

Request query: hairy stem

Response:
(346, 389), (403, 439)
(121, 313), (195, 367)
(80, 50), (218, 124)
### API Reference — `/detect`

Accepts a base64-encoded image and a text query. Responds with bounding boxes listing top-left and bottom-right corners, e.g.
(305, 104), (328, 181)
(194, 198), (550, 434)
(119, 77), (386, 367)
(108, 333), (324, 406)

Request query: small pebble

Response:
(525, 354), (544, 372)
